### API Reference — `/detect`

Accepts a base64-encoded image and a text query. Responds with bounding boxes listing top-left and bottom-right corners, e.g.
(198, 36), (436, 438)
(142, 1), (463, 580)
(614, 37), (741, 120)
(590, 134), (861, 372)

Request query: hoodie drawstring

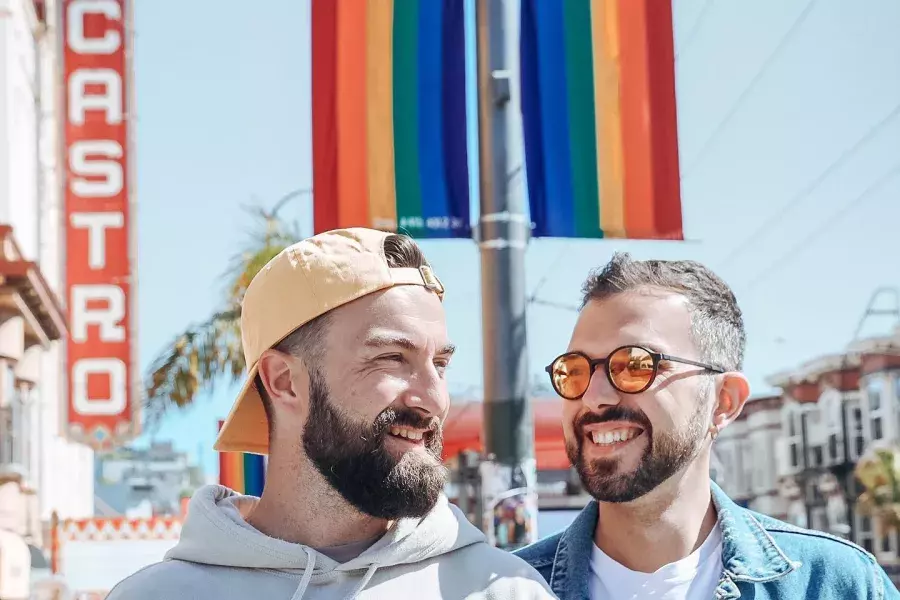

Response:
(290, 548), (316, 600)
(344, 563), (379, 600)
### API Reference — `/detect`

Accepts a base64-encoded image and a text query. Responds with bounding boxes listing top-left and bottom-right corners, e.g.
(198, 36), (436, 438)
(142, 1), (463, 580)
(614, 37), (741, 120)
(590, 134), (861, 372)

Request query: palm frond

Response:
(142, 309), (243, 429)
(855, 447), (900, 532)
(222, 206), (300, 306)
(142, 207), (299, 430)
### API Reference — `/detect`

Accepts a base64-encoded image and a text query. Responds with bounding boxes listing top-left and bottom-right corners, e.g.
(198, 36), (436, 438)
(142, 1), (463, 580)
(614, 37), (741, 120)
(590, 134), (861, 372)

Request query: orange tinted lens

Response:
(550, 354), (592, 399)
(608, 347), (655, 392)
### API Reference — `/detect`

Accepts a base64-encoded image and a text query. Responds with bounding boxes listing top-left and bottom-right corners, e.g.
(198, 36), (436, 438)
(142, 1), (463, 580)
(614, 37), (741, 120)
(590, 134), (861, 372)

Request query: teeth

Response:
(590, 429), (639, 445)
(389, 427), (424, 441)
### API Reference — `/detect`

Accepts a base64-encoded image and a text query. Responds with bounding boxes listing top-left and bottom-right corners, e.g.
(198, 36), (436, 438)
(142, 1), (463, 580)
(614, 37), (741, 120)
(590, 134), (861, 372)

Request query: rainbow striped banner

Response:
(520, 0), (684, 240)
(311, 0), (471, 238)
(218, 420), (266, 496)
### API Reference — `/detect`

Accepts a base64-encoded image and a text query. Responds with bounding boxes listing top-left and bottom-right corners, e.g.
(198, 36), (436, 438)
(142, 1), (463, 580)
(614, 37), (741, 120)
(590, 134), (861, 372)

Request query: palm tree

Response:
(855, 446), (900, 532)
(142, 203), (302, 428)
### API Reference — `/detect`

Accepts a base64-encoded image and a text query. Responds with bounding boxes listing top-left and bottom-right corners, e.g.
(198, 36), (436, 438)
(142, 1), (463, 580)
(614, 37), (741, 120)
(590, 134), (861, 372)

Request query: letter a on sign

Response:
(62, 0), (139, 450)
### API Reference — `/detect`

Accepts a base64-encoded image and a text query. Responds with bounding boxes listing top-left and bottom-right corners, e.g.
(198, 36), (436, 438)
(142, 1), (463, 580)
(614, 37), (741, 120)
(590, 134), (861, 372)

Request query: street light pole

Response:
(475, 0), (537, 546)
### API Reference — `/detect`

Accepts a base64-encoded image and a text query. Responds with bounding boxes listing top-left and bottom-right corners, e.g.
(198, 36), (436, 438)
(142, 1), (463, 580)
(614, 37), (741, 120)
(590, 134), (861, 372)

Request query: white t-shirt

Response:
(589, 522), (724, 600)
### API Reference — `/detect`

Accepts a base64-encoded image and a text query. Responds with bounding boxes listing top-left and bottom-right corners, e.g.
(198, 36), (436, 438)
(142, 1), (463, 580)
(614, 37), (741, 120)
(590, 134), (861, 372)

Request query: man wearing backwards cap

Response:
(107, 228), (555, 600)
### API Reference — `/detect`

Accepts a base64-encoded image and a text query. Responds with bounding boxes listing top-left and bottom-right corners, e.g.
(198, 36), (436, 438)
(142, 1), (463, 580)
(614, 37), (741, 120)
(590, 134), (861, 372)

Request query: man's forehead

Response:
(569, 289), (693, 351)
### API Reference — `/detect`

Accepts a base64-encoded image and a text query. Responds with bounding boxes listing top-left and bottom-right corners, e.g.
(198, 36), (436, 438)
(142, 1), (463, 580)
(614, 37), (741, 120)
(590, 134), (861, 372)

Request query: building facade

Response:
(95, 442), (206, 518)
(712, 394), (787, 519)
(715, 325), (900, 580)
(0, 0), (95, 594)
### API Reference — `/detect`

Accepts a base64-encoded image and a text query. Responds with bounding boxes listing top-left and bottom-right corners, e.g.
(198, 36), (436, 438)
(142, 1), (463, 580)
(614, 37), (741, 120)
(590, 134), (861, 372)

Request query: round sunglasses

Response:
(545, 345), (725, 399)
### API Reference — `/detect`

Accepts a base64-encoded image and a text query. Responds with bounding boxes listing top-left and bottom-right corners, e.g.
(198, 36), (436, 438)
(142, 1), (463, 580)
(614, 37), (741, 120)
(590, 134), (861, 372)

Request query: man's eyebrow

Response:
(364, 334), (418, 351)
(363, 334), (456, 356)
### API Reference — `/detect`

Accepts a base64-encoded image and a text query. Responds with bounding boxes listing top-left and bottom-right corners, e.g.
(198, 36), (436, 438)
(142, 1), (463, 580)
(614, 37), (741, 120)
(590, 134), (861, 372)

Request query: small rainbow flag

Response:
(311, 0), (471, 239)
(218, 420), (266, 496)
(520, 0), (684, 240)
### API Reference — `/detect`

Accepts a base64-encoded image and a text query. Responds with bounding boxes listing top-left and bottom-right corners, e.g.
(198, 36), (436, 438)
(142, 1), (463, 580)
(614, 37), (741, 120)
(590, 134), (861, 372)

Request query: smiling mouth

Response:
(388, 426), (427, 444)
(587, 427), (643, 447)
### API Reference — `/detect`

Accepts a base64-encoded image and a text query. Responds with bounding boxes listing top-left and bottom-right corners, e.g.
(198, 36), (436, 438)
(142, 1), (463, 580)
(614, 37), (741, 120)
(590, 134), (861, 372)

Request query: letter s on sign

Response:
(69, 141), (124, 198)
(72, 358), (127, 416)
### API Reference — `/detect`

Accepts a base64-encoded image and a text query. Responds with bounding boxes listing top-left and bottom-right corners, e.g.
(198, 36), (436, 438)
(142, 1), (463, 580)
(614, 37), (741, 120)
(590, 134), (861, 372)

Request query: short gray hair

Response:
(581, 252), (745, 371)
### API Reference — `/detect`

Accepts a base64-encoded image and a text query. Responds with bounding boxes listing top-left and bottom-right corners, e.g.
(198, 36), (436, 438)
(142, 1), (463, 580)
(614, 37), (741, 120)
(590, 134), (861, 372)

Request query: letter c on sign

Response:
(68, 0), (122, 54)
(73, 358), (127, 416)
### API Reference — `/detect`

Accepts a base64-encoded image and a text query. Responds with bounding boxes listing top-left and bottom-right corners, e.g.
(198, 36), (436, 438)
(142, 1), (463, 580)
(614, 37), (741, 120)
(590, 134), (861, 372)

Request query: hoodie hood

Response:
(165, 485), (487, 597)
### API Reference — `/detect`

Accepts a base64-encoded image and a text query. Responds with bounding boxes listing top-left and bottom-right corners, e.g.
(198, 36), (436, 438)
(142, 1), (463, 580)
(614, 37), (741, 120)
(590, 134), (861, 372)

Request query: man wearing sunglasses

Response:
(515, 253), (899, 599)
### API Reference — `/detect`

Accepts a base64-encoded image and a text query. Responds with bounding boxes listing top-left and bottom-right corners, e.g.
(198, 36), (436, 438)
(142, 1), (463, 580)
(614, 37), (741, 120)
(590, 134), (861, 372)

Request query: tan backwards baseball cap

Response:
(213, 227), (445, 455)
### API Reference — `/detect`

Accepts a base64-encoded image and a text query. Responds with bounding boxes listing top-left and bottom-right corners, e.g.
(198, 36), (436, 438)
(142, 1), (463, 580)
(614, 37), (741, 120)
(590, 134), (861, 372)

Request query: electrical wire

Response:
(526, 241), (572, 302)
(675, 0), (715, 61)
(715, 100), (900, 271)
(681, 0), (819, 178)
(529, 297), (579, 313)
(742, 163), (900, 291)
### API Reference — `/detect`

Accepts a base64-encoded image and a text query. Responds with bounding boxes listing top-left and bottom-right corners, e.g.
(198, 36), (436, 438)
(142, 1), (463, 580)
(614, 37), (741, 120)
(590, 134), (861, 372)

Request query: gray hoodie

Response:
(105, 485), (557, 599)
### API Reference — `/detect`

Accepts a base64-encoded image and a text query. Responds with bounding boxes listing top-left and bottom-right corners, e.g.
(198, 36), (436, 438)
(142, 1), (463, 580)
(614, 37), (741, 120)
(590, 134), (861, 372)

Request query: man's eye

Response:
(378, 354), (404, 363)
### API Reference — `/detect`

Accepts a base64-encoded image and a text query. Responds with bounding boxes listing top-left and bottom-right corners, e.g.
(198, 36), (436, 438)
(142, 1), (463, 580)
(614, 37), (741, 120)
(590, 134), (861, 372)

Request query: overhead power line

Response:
(681, 0), (819, 178)
(529, 297), (579, 313)
(716, 99), (900, 271)
(675, 0), (715, 61)
(743, 163), (900, 291)
(526, 242), (572, 303)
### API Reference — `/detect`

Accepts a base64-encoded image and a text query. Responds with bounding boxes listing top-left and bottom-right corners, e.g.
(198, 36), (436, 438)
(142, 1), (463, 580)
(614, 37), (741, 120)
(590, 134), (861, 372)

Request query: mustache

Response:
(370, 407), (443, 438)
(575, 405), (651, 432)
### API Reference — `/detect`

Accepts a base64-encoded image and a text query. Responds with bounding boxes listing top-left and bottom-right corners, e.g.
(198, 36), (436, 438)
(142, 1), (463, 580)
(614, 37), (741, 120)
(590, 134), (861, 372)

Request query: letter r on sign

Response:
(71, 285), (126, 343)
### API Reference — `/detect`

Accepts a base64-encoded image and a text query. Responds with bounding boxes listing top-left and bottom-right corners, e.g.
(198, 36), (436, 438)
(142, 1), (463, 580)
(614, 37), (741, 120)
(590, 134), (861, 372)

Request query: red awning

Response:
(441, 397), (571, 470)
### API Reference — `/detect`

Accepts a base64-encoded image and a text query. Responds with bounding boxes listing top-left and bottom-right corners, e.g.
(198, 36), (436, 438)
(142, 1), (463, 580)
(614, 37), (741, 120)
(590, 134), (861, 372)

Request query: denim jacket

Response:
(515, 483), (900, 599)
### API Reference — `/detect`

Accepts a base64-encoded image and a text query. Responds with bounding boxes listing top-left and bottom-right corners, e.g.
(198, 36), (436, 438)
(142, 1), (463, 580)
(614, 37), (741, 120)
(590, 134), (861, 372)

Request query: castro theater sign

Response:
(62, 0), (139, 449)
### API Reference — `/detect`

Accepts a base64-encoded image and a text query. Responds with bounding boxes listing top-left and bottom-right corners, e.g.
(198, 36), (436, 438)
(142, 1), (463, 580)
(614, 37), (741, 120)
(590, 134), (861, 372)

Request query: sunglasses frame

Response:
(544, 345), (726, 399)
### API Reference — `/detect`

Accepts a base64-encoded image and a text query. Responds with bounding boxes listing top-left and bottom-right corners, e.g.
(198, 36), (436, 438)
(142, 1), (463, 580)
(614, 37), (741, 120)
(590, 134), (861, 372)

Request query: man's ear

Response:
(712, 372), (751, 432)
(258, 350), (309, 416)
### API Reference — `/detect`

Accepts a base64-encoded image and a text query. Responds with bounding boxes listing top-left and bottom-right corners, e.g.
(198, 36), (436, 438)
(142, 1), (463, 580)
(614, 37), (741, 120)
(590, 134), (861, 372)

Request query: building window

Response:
(820, 389), (844, 465)
(875, 518), (899, 559)
(828, 433), (839, 461)
(805, 409), (824, 468)
(855, 512), (875, 554)
(894, 372), (900, 441)
(867, 377), (886, 443)
(848, 404), (865, 460)
(17, 384), (32, 477)
(0, 404), (13, 465)
(782, 405), (803, 474)
(0, 362), (16, 466)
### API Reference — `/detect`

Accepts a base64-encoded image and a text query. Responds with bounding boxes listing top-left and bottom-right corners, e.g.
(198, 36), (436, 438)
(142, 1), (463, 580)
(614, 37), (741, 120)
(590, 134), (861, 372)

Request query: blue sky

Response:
(131, 0), (900, 477)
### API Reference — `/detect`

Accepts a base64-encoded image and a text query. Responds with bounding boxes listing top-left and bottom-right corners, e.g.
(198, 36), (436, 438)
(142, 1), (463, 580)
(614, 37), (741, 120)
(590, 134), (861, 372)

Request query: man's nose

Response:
(403, 362), (448, 417)
(581, 366), (620, 411)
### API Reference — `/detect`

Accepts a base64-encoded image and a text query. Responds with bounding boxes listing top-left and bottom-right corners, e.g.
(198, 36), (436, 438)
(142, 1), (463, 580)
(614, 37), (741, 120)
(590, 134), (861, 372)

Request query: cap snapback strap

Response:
(390, 266), (445, 300)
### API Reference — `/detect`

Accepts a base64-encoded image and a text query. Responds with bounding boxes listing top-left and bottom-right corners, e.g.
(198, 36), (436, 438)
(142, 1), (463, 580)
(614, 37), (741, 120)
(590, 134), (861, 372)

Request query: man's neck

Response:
(246, 457), (392, 549)
(593, 466), (718, 573)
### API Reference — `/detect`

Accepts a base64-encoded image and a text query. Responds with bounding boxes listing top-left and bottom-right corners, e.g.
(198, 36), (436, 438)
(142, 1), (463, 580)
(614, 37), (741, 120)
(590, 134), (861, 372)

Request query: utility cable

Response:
(715, 100), (900, 271)
(743, 163), (900, 291)
(681, 0), (819, 178)
(675, 0), (715, 61)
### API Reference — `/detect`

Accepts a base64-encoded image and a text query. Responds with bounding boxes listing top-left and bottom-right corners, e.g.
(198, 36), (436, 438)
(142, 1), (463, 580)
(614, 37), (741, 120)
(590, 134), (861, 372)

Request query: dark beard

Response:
(302, 372), (448, 519)
(567, 401), (707, 503)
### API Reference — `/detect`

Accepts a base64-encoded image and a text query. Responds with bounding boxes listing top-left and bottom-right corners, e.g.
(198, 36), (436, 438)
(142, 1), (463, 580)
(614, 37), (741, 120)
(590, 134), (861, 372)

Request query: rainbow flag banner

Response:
(312, 0), (471, 238)
(520, 0), (684, 240)
(218, 420), (266, 496)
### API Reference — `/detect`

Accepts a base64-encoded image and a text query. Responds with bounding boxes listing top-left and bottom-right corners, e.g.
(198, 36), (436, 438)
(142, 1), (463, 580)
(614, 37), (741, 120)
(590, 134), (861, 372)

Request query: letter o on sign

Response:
(72, 358), (126, 415)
